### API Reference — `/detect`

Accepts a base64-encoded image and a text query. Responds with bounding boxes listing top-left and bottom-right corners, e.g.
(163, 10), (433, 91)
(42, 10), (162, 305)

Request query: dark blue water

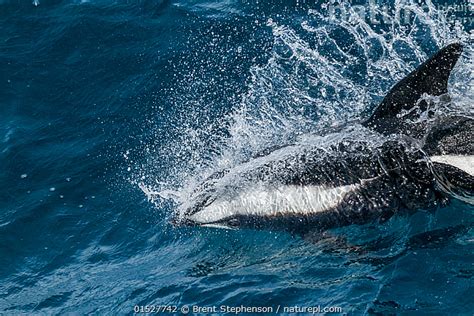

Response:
(1, 0), (473, 314)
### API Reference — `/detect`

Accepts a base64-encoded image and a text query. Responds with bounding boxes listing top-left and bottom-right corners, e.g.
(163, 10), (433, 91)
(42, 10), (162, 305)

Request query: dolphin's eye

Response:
(227, 218), (240, 227)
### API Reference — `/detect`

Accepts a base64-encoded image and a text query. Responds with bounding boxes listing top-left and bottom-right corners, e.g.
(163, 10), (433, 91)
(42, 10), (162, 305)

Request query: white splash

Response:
(139, 183), (180, 204)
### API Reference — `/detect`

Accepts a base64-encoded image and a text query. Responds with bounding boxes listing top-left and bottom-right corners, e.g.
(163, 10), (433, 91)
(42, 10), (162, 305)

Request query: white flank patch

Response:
(189, 184), (360, 224)
(430, 155), (474, 176)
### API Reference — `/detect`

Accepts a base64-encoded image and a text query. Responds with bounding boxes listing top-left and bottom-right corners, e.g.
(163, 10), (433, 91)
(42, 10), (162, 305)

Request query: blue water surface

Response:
(0, 0), (473, 314)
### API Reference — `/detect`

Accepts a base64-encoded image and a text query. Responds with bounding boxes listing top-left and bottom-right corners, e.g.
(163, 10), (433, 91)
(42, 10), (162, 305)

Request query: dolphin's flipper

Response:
(364, 43), (463, 137)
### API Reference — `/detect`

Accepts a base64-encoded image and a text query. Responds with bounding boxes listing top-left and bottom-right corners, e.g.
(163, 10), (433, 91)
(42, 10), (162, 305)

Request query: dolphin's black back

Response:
(423, 115), (473, 156)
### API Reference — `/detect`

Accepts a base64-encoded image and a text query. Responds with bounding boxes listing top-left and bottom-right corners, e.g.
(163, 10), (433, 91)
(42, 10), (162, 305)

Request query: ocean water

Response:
(0, 0), (473, 314)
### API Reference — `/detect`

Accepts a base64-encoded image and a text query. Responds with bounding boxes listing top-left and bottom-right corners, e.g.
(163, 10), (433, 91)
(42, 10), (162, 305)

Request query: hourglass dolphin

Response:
(176, 43), (472, 234)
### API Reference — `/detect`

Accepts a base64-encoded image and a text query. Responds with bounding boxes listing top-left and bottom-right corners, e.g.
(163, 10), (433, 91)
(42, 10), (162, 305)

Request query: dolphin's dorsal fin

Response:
(364, 43), (463, 136)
